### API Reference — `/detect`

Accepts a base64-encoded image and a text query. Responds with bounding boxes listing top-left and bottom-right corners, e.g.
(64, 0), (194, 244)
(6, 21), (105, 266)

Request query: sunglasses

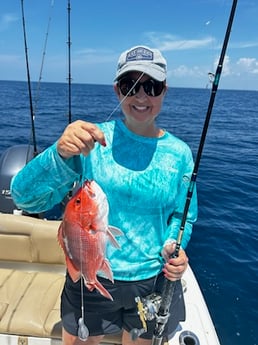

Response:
(118, 77), (165, 97)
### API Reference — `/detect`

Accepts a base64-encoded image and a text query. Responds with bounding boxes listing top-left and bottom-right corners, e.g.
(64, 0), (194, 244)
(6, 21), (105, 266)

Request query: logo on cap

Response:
(126, 47), (153, 62)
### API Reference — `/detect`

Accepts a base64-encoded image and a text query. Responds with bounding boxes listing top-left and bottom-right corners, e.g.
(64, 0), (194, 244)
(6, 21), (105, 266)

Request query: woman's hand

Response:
(162, 241), (188, 281)
(57, 120), (106, 159)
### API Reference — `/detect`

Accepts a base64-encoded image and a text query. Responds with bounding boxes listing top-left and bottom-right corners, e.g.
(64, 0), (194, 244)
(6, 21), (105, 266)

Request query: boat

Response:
(0, 211), (220, 345)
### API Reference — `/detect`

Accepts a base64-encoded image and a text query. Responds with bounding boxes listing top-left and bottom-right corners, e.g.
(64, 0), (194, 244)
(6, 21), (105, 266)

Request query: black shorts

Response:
(61, 272), (185, 340)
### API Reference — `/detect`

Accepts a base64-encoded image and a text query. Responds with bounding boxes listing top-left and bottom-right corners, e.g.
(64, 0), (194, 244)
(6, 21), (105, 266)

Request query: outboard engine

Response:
(0, 144), (35, 213)
(0, 144), (69, 220)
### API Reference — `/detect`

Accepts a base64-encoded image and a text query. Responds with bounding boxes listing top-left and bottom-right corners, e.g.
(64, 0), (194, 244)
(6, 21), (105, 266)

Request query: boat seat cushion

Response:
(0, 214), (64, 264)
(0, 214), (122, 343)
(0, 268), (64, 337)
(0, 214), (65, 338)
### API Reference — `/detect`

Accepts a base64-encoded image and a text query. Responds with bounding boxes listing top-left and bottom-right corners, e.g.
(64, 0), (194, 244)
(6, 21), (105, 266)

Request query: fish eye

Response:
(75, 198), (81, 205)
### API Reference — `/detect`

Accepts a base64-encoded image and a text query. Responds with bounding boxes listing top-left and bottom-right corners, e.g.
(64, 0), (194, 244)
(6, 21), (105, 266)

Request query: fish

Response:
(58, 179), (122, 300)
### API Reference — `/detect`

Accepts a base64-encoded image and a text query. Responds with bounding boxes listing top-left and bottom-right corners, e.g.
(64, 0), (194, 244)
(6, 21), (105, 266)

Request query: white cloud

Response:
(169, 54), (258, 89)
(0, 13), (18, 31)
(144, 32), (215, 51)
(159, 37), (214, 51)
(72, 50), (115, 66)
(230, 41), (258, 49)
(213, 55), (231, 76)
(173, 65), (198, 77)
(172, 65), (191, 77)
(0, 54), (21, 63)
(211, 55), (258, 78)
(236, 57), (258, 74)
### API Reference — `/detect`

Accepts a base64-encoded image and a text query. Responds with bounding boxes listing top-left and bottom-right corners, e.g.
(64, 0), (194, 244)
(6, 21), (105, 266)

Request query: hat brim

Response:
(114, 62), (166, 82)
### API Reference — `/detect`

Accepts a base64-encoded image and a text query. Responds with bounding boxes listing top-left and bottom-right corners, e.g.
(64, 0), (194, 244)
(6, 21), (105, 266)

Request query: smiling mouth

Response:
(132, 105), (149, 112)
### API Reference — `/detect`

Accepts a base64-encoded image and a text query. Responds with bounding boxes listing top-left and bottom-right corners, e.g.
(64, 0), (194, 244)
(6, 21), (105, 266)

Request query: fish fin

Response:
(84, 277), (113, 300)
(57, 223), (72, 257)
(57, 224), (65, 250)
(94, 280), (114, 301)
(98, 259), (114, 282)
(108, 226), (124, 236)
(57, 224), (80, 282)
(85, 282), (95, 292)
(65, 255), (81, 282)
(107, 226), (123, 248)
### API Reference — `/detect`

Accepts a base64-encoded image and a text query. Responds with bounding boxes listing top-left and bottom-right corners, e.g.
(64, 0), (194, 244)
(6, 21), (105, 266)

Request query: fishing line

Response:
(151, 1), (238, 343)
(204, 20), (216, 89)
(205, 0), (229, 89)
(105, 72), (145, 122)
(77, 178), (90, 341)
(78, 223), (89, 341)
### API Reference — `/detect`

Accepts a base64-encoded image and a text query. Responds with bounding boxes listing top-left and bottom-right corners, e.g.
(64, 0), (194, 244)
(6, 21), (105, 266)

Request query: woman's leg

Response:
(122, 330), (152, 345)
(62, 327), (104, 345)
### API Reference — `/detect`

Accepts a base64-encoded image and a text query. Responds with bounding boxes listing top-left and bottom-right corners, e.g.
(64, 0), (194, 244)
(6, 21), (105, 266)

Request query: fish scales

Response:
(58, 180), (122, 300)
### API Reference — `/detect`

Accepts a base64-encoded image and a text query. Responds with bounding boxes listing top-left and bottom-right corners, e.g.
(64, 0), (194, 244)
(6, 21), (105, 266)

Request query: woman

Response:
(11, 45), (197, 345)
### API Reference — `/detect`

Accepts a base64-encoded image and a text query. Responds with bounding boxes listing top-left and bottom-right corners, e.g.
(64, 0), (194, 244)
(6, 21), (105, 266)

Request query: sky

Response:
(0, 0), (257, 90)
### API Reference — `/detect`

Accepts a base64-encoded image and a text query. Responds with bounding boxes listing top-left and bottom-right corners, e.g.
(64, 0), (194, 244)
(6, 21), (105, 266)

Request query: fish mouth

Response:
(83, 179), (92, 187)
(82, 180), (96, 198)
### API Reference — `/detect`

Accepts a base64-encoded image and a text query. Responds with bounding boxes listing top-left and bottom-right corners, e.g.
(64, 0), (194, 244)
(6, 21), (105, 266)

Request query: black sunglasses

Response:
(118, 77), (165, 97)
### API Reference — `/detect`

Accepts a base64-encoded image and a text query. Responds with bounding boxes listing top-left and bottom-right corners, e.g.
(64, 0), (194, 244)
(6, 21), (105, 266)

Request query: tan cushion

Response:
(0, 214), (64, 264)
(0, 214), (122, 343)
(0, 268), (64, 337)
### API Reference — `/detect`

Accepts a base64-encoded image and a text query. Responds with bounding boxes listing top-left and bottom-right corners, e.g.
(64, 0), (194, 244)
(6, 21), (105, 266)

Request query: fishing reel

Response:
(130, 293), (162, 340)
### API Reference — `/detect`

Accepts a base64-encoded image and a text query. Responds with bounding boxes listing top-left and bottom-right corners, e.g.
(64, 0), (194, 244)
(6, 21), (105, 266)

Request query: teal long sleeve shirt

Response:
(11, 120), (198, 280)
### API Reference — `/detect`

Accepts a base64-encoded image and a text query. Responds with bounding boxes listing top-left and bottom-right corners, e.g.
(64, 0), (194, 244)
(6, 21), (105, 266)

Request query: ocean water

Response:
(0, 80), (257, 345)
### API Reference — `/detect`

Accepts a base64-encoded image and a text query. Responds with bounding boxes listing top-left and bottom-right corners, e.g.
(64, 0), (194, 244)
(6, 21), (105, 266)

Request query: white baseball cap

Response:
(115, 45), (167, 82)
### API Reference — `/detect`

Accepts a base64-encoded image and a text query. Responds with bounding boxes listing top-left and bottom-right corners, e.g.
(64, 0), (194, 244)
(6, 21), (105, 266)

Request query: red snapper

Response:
(58, 180), (122, 300)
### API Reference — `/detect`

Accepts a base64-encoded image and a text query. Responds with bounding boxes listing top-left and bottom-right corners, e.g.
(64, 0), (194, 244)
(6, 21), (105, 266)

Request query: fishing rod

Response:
(151, 1), (238, 344)
(20, 0), (38, 156)
(34, 0), (55, 117)
(131, 0), (238, 343)
(67, 0), (72, 124)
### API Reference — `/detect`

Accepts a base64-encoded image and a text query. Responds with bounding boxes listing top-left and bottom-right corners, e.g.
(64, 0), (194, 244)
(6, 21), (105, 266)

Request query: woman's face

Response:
(114, 72), (167, 134)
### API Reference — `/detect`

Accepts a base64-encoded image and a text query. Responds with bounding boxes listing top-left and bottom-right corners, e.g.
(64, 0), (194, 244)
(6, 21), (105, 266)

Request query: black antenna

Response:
(20, 0), (38, 156)
(67, 0), (72, 124)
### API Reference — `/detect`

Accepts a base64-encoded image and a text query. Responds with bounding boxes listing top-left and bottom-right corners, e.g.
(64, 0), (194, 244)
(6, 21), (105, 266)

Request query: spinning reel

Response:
(130, 292), (163, 340)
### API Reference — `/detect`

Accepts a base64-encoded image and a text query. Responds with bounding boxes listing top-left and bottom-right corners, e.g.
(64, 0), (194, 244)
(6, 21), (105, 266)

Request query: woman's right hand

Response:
(57, 120), (106, 159)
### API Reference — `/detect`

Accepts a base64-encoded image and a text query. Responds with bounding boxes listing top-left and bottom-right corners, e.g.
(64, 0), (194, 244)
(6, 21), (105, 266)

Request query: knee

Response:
(82, 335), (105, 345)
(62, 327), (104, 345)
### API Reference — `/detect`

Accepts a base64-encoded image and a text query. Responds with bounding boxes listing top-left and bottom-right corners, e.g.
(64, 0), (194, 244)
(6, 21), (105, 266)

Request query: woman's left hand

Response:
(162, 242), (188, 281)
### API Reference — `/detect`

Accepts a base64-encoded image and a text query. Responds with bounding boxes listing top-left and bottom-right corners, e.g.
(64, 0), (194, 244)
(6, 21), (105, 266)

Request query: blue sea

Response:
(0, 80), (257, 345)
